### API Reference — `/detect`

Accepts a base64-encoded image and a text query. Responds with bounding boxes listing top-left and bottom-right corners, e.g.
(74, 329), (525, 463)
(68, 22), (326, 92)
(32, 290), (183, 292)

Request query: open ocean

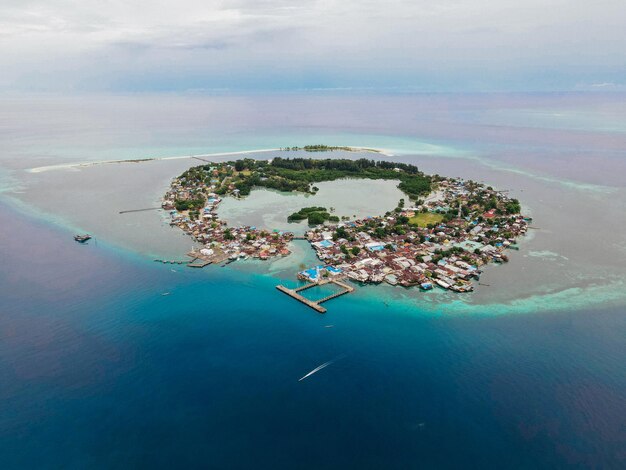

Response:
(1, 93), (625, 468)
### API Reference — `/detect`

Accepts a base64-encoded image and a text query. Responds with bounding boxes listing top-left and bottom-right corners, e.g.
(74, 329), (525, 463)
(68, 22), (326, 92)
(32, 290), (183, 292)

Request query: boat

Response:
(74, 234), (91, 243)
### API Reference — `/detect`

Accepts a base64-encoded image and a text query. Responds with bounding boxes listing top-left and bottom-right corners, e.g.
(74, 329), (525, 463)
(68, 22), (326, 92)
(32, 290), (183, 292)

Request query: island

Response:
(162, 152), (529, 293)
(287, 207), (340, 224)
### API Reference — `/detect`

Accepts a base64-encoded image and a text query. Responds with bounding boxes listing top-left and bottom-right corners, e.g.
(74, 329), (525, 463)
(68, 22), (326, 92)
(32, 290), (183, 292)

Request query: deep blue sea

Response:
(1, 93), (625, 468)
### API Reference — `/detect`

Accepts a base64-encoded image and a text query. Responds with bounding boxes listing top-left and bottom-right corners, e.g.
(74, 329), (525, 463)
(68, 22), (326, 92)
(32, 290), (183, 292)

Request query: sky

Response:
(0, 0), (624, 93)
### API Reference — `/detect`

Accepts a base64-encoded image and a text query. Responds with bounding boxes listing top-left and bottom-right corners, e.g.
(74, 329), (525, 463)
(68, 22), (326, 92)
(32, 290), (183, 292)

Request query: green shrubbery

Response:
(287, 206), (332, 225)
(175, 197), (205, 212)
(177, 155), (433, 214)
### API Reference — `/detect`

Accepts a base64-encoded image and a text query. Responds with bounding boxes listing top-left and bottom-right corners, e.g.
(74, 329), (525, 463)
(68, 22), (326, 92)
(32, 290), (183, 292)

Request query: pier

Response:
(192, 156), (213, 163)
(187, 258), (212, 268)
(155, 248), (233, 269)
(119, 207), (162, 214)
(186, 248), (229, 267)
(276, 278), (355, 314)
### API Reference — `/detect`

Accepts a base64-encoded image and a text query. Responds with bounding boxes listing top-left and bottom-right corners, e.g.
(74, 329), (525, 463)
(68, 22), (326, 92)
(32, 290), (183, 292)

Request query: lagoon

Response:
(217, 178), (405, 234)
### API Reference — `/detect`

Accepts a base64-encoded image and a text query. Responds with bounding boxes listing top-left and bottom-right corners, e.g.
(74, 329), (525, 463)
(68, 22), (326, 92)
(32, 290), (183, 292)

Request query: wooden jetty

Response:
(185, 249), (229, 268)
(119, 207), (161, 214)
(187, 258), (211, 268)
(276, 278), (355, 314)
(192, 156), (213, 163)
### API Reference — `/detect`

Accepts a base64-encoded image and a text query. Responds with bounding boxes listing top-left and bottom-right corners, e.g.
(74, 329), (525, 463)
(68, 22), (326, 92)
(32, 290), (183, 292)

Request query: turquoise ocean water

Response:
(0, 93), (625, 468)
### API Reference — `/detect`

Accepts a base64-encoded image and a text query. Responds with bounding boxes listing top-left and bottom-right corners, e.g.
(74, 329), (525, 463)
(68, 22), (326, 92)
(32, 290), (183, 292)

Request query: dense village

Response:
(302, 177), (529, 292)
(163, 157), (529, 292)
(162, 163), (295, 264)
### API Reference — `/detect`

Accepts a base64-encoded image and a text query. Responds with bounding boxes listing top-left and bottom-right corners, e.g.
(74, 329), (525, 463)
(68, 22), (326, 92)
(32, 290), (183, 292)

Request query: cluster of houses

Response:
(163, 161), (528, 293)
(162, 165), (294, 262)
(303, 178), (529, 292)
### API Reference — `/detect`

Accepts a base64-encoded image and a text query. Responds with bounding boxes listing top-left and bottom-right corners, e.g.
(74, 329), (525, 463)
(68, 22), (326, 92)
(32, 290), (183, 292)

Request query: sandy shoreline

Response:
(27, 146), (394, 173)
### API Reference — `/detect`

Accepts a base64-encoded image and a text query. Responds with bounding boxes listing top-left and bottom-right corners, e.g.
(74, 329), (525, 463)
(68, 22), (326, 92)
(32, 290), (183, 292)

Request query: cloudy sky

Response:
(1, 0), (624, 92)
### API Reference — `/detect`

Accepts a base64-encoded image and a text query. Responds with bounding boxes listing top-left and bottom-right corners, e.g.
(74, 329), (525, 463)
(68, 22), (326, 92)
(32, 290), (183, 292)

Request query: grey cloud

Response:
(0, 0), (624, 92)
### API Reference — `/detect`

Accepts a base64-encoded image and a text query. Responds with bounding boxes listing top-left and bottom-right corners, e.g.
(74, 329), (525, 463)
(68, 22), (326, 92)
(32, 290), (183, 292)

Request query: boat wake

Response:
(298, 354), (347, 382)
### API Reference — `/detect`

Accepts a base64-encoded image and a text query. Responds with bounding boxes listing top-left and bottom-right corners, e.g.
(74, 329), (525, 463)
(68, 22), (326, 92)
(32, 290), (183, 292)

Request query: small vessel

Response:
(161, 292), (170, 296)
(74, 234), (91, 243)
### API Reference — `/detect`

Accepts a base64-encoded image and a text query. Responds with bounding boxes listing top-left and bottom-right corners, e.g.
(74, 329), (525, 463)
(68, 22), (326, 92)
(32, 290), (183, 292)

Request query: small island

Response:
(162, 151), (529, 294)
(279, 144), (384, 153)
(287, 207), (340, 224)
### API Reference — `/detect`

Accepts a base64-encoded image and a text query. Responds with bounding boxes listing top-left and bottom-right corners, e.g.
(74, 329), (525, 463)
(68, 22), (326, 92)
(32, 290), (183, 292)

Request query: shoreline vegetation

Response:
(163, 147), (529, 293)
(222, 157), (431, 198)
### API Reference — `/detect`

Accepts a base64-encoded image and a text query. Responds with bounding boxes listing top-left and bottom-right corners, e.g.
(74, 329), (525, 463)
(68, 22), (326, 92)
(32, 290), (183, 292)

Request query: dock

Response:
(192, 156), (213, 163)
(186, 249), (229, 268)
(119, 207), (162, 214)
(187, 258), (212, 268)
(276, 278), (355, 314)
